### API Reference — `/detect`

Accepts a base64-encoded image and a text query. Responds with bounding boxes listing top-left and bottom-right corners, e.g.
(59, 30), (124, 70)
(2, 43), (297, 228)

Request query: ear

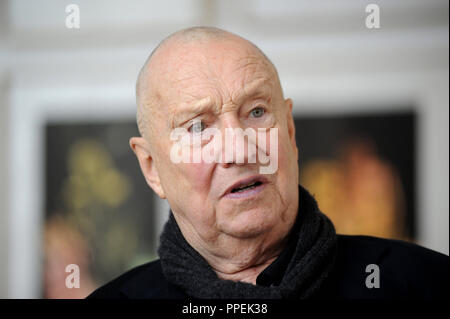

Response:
(285, 98), (298, 160)
(129, 137), (166, 199)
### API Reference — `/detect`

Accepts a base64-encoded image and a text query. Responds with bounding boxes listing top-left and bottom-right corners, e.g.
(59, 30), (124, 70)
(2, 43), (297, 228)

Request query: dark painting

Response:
(44, 121), (158, 298)
(295, 111), (416, 241)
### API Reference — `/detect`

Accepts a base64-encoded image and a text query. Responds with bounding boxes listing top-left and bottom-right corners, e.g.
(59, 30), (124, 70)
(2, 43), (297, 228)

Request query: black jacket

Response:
(88, 235), (448, 299)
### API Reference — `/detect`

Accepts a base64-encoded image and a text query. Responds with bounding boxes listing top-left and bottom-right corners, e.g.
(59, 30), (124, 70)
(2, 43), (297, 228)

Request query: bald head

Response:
(135, 26), (280, 139)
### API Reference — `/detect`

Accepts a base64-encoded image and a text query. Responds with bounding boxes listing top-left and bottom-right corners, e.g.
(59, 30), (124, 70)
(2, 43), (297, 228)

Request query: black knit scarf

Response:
(158, 185), (337, 299)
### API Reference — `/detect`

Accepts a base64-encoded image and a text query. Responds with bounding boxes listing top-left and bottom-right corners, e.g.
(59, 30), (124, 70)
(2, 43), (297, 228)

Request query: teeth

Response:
(237, 182), (255, 191)
(231, 181), (261, 193)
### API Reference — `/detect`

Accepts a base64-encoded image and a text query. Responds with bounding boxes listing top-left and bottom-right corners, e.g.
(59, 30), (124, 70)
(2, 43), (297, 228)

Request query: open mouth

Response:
(230, 181), (263, 193)
(224, 176), (268, 198)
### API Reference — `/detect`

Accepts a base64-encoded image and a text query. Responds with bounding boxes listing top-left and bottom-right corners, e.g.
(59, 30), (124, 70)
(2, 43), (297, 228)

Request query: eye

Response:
(250, 107), (265, 118)
(188, 120), (206, 133)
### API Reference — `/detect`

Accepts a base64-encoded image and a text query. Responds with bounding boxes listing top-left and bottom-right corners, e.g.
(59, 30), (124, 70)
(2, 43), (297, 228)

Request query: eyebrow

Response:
(172, 77), (273, 127)
(172, 96), (215, 128)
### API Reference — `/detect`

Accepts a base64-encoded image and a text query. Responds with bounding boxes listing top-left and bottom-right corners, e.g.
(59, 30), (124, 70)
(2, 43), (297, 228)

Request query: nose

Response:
(218, 113), (257, 168)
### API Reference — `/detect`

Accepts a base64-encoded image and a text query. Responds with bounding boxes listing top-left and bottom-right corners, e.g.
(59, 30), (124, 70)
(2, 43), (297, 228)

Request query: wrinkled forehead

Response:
(148, 38), (278, 109)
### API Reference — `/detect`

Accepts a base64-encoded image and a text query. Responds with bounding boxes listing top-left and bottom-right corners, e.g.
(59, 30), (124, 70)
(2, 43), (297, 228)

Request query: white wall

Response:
(0, 0), (10, 299)
(0, 75), (9, 299)
(0, 0), (448, 298)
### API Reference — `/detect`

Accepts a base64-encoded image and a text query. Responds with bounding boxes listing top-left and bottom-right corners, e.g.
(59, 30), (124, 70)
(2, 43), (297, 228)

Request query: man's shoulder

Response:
(87, 259), (185, 299)
(337, 234), (448, 266)
(331, 235), (449, 298)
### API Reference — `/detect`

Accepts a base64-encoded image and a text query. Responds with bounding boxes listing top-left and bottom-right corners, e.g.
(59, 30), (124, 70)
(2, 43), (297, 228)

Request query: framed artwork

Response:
(44, 121), (160, 298)
(295, 111), (416, 241)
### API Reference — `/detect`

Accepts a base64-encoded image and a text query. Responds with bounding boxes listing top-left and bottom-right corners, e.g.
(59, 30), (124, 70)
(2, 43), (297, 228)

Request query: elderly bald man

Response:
(89, 27), (448, 299)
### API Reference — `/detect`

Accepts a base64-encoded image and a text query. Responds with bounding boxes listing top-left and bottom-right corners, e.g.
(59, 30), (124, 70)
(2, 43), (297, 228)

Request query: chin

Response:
(219, 208), (280, 239)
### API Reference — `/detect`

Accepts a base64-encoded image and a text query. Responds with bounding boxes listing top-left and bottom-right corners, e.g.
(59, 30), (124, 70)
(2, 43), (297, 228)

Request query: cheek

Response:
(158, 141), (213, 192)
(167, 161), (215, 200)
(276, 129), (298, 181)
(183, 162), (214, 191)
(161, 160), (216, 218)
(170, 162), (220, 236)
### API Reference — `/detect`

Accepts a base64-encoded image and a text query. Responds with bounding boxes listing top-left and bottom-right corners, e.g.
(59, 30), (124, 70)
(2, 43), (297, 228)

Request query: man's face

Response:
(139, 37), (299, 247)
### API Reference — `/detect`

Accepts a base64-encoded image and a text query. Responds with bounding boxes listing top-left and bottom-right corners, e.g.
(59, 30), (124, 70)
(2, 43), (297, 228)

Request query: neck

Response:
(171, 210), (296, 285)
(187, 230), (290, 285)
